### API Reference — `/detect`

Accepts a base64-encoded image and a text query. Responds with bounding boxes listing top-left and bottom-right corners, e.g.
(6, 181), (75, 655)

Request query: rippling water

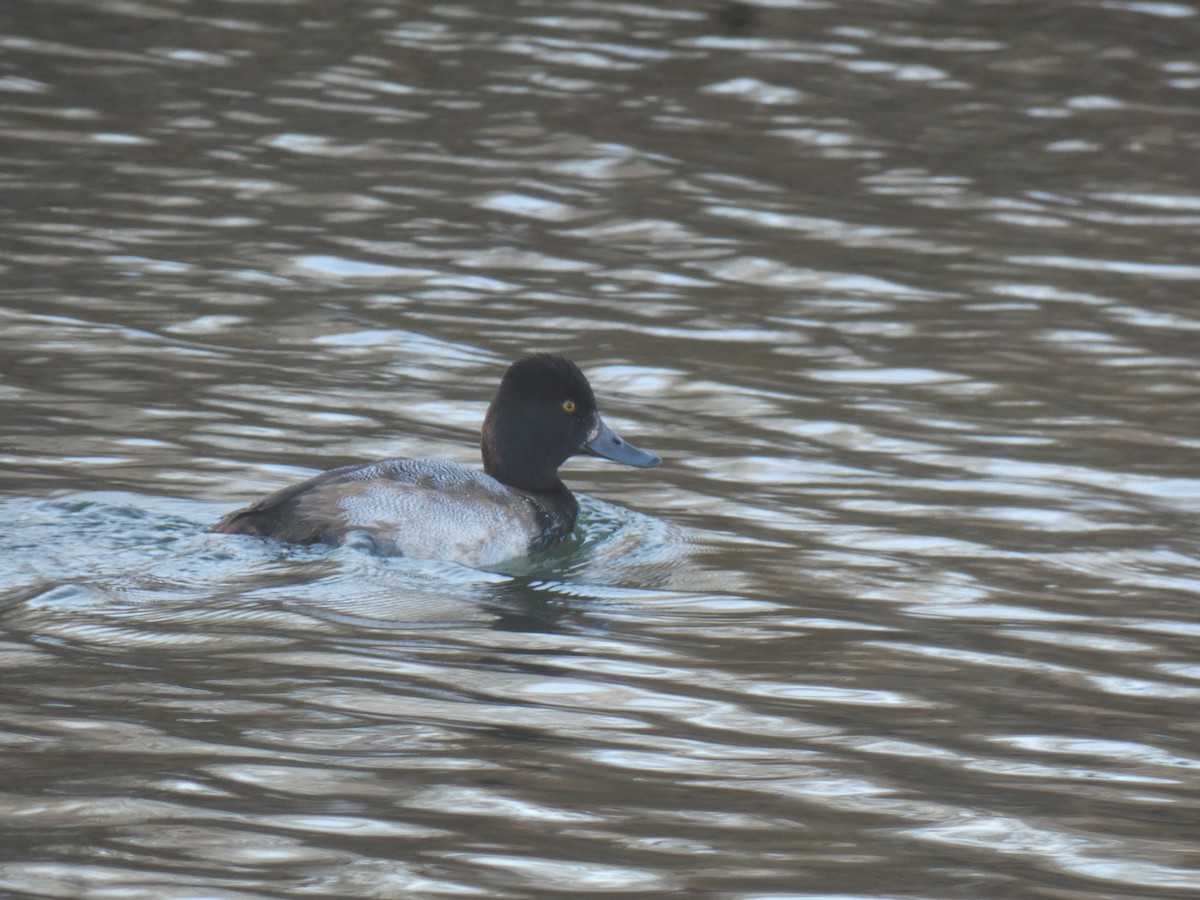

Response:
(3, 0), (1200, 896)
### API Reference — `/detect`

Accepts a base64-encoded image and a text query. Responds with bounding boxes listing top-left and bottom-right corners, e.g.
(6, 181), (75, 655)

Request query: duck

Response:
(213, 353), (661, 568)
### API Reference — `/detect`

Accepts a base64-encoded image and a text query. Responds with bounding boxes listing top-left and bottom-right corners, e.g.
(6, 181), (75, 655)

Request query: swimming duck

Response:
(213, 354), (661, 567)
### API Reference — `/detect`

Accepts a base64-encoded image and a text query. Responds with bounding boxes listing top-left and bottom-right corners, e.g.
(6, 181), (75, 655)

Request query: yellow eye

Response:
(562, 399), (577, 413)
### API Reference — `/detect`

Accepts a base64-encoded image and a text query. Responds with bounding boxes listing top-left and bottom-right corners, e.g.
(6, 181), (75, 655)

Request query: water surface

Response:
(3, 0), (1200, 897)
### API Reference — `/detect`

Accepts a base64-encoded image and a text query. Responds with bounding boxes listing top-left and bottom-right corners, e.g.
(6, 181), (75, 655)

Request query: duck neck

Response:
(522, 480), (579, 553)
(481, 415), (568, 493)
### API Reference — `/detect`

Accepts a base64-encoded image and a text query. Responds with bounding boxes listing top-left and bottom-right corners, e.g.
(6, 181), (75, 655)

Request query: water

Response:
(3, 0), (1200, 896)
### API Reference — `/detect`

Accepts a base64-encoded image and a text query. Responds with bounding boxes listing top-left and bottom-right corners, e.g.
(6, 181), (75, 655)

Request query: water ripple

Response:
(3, 0), (1200, 896)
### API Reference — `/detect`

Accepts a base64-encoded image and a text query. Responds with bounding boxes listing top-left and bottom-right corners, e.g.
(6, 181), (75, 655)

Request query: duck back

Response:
(214, 458), (561, 567)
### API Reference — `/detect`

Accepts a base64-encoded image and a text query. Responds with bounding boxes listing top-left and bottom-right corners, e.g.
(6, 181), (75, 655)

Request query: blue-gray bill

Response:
(584, 418), (661, 468)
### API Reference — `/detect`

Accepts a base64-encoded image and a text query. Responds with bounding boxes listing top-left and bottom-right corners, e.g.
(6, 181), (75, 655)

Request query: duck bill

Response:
(584, 417), (661, 468)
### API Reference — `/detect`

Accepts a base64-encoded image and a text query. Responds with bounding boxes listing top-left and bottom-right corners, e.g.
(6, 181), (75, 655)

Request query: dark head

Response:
(481, 354), (660, 492)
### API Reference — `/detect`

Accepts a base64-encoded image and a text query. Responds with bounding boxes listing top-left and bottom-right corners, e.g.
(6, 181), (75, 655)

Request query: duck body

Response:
(214, 354), (660, 567)
(214, 456), (573, 568)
